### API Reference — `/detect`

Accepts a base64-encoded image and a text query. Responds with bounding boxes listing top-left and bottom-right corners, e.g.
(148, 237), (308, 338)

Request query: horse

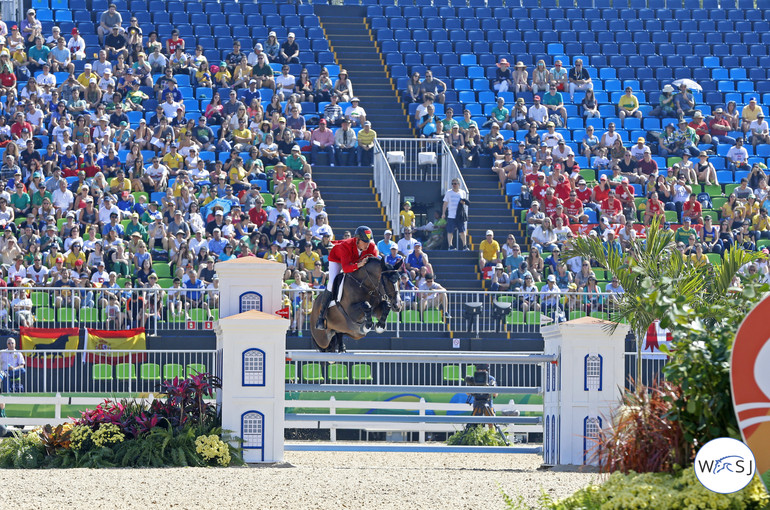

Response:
(310, 257), (403, 352)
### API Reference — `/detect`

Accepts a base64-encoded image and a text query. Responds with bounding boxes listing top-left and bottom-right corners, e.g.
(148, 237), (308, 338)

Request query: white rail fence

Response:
(283, 288), (623, 336)
(4, 287), (219, 334)
(377, 138), (453, 182)
(372, 138), (402, 233)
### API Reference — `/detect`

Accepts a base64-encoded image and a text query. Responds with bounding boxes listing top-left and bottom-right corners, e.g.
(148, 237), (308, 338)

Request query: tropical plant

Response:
(563, 215), (758, 383)
(594, 380), (687, 473)
(38, 424), (73, 456)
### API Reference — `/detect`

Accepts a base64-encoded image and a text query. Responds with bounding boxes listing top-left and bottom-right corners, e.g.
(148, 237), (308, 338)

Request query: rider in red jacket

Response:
(315, 226), (377, 330)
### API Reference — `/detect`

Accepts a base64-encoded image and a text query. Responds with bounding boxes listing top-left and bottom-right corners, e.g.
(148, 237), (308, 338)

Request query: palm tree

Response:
(563, 215), (756, 382)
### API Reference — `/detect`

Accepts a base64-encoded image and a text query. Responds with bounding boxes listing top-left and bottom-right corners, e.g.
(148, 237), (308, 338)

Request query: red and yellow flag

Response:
(19, 327), (80, 368)
(86, 327), (147, 365)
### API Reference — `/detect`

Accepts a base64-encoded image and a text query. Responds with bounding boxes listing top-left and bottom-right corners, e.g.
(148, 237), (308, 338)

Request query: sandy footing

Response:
(4, 447), (600, 509)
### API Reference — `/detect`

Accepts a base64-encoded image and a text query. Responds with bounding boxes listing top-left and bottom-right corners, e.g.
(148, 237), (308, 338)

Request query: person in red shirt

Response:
(600, 190), (624, 223)
(689, 111), (711, 144)
(542, 188), (560, 217)
(708, 108), (735, 145)
(682, 192), (703, 224)
(615, 177), (636, 216)
(315, 226), (378, 330)
(248, 200), (268, 228)
(531, 173), (550, 200)
(550, 203), (570, 226)
(593, 175), (611, 204)
(644, 191), (665, 225)
(563, 190), (585, 223)
(553, 175), (572, 201)
(10, 112), (33, 140)
(166, 29), (185, 54)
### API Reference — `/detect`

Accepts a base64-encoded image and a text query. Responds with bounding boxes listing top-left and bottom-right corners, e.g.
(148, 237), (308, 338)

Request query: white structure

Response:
(541, 316), (627, 466)
(216, 259), (289, 463)
(216, 257), (286, 318)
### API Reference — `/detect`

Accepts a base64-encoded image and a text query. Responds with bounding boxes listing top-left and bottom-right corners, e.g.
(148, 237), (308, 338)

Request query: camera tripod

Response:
(467, 398), (510, 446)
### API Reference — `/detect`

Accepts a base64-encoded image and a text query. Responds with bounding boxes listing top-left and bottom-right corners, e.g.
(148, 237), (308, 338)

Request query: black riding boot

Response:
(315, 290), (332, 330)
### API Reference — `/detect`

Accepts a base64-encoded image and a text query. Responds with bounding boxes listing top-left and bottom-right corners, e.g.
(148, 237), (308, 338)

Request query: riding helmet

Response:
(355, 226), (373, 243)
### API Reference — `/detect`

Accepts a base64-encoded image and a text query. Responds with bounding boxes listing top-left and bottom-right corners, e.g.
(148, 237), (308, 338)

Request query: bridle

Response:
(347, 260), (399, 309)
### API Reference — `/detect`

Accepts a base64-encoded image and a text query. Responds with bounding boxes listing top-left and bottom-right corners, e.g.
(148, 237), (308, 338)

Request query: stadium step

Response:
(316, 7), (413, 139)
(311, 165), (390, 235)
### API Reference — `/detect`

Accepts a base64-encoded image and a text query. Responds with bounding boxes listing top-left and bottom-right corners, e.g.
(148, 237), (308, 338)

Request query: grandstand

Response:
(0, 0), (767, 342)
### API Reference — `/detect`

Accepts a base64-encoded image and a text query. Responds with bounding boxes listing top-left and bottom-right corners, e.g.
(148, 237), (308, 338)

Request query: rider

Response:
(315, 225), (379, 330)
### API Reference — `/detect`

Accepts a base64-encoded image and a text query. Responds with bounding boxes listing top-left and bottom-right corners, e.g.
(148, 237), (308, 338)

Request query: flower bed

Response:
(0, 374), (243, 468)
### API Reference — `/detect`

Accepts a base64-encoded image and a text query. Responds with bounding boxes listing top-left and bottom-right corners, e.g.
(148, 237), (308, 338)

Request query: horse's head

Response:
(378, 258), (403, 312)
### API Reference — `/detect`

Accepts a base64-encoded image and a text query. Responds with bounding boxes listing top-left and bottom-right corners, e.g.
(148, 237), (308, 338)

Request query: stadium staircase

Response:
(423, 167), (527, 291)
(313, 165), (390, 235)
(316, 6), (413, 138)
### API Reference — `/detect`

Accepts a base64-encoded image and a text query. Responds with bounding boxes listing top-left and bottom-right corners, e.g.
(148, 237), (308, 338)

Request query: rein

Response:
(347, 263), (395, 308)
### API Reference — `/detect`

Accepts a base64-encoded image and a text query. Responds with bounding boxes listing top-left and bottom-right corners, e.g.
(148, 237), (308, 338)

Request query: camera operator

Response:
(464, 363), (499, 431)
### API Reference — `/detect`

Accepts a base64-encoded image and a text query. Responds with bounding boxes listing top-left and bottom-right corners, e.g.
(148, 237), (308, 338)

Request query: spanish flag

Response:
(86, 328), (147, 365)
(19, 327), (80, 368)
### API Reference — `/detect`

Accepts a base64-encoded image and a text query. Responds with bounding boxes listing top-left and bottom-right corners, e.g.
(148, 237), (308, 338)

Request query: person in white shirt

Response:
(7, 255), (26, 282)
(344, 97), (367, 127)
(27, 256), (49, 285)
(246, 43), (263, 66)
(97, 195), (121, 224)
(67, 27), (86, 60)
(144, 157), (169, 189)
(97, 69), (115, 91)
(397, 228), (418, 257)
(527, 95), (549, 128)
(35, 63), (56, 87)
(0, 336), (26, 388)
(189, 230), (208, 256)
(442, 179), (469, 250)
(749, 112), (770, 149)
(91, 261), (109, 284)
(160, 91), (182, 119)
(550, 140), (573, 162)
(52, 179), (74, 211)
(727, 138), (750, 171)
(274, 64), (296, 100)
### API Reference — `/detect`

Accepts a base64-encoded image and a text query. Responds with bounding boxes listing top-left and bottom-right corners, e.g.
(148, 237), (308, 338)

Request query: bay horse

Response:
(310, 257), (403, 352)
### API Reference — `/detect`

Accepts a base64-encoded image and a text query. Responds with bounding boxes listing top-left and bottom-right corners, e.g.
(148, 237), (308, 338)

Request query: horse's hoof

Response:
(375, 326), (385, 333)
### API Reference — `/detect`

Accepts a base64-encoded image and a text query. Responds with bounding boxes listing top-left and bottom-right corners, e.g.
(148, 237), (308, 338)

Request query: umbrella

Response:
(671, 79), (702, 91)
(201, 197), (233, 220)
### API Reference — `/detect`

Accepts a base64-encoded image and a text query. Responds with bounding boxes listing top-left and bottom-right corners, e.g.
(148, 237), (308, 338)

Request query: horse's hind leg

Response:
(332, 333), (346, 353)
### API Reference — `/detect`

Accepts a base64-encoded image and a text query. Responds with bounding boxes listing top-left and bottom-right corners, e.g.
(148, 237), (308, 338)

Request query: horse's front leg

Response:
(373, 302), (390, 333)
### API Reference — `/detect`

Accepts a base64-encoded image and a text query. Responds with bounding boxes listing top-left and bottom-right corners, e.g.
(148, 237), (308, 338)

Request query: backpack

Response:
(697, 192), (713, 210)
(516, 188), (532, 209)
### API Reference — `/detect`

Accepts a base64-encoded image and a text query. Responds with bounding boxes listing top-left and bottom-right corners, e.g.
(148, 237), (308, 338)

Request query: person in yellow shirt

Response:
(689, 243), (708, 267)
(109, 169), (132, 194)
(479, 230), (501, 270)
(161, 144), (184, 172)
(214, 61), (231, 88)
(617, 86), (642, 128)
(231, 119), (253, 151)
(742, 97), (764, 134)
(399, 201), (415, 234)
(228, 157), (247, 185)
(77, 63), (97, 87)
(64, 242), (87, 269)
(751, 208), (770, 241)
(298, 243), (321, 272)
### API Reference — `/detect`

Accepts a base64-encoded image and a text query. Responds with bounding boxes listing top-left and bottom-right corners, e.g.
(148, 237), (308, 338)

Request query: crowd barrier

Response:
(282, 288), (623, 336)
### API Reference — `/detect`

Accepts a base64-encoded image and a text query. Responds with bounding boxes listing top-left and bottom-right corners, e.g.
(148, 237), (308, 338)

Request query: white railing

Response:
(1, 349), (219, 396)
(283, 288), (623, 337)
(8, 287), (219, 334)
(373, 138), (401, 233)
(377, 138), (452, 182)
(439, 138), (469, 202)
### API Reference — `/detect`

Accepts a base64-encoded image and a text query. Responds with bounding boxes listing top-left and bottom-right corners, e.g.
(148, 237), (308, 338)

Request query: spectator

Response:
(333, 69), (353, 103)
(309, 120), (335, 165)
(263, 31), (280, 63)
(650, 84), (676, 118)
(478, 229), (500, 270)
(419, 70), (446, 105)
(742, 97), (765, 135)
(542, 83), (567, 125)
(527, 95), (548, 129)
(490, 264), (510, 291)
(727, 138), (750, 172)
(279, 32), (299, 64)
(674, 83), (695, 117)
(418, 273), (450, 318)
(617, 86), (642, 128)
(334, 118), (357, 166)
(357, 121), (376, 166)
(344, 97), (366, 127)
(567, 59), (592, 101)
(97, 3), (123, 44)
(749, 112), (770, 149)
(0, 337), (25, 397)
(550, 60), (567, 92)
(442, 178), (468, 251)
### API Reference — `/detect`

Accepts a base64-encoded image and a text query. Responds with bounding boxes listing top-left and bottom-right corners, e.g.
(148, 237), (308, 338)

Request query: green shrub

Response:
(447, 425), (507, 446)
(506, 468), (770, 510)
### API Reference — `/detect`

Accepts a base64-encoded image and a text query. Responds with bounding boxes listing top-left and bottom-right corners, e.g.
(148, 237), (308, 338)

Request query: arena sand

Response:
(1, 448), (598, 509)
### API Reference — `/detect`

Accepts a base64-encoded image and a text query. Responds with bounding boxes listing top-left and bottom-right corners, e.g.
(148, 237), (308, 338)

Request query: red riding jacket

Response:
(328, 238), (378, 273)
